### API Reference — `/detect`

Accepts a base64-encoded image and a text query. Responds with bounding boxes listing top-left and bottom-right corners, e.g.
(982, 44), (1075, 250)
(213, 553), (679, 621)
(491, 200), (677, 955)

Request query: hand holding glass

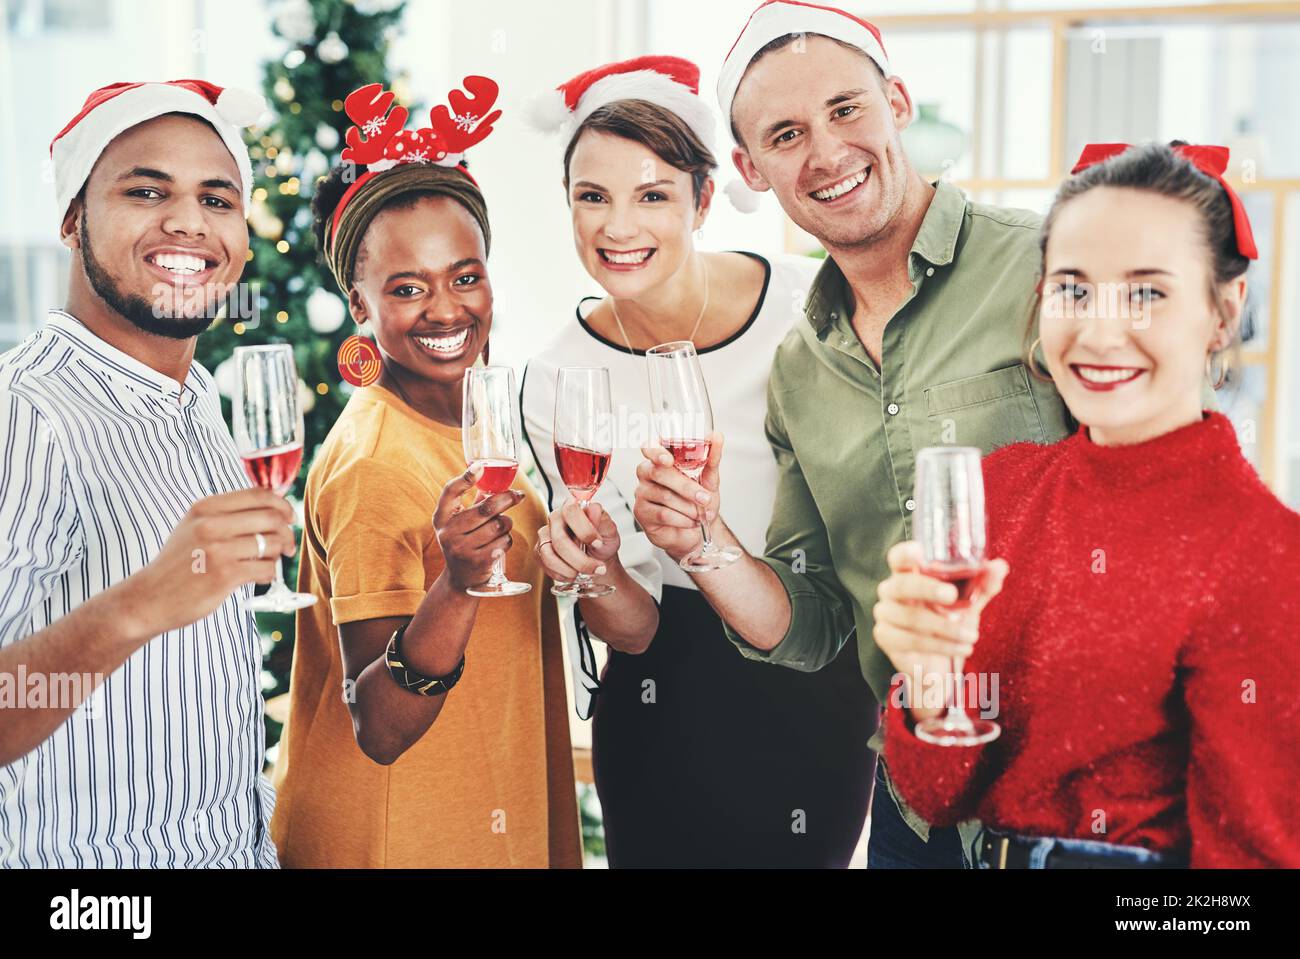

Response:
(645, 341), (741, 573)
(461, 366), (532, 598)
(912, 446), (1000, 747)
(231, 344), (317, 613)
(552, 367), (616, 598)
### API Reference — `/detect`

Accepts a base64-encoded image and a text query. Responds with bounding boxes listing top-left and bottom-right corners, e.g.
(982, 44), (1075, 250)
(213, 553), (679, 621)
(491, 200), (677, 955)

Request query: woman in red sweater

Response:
(873, 141), (1300, 869)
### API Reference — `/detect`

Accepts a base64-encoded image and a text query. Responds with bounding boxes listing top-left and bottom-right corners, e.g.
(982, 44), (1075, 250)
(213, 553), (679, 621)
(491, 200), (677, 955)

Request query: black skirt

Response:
(591, 585), (878, 868)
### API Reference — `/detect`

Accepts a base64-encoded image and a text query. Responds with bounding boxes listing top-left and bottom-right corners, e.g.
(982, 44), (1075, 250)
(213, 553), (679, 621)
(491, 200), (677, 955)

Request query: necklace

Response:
(607, 256), (710, 355)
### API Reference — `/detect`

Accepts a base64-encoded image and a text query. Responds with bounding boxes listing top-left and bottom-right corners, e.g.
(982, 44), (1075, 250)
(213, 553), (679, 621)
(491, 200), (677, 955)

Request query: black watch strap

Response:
(384, 625), (465, 696)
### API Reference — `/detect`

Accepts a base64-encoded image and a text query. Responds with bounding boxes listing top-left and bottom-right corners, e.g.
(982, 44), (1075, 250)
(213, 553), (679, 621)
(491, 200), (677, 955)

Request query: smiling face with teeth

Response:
(1039, 186), (1247, 447)
(567, 130), (712, 303)
(347, 195), (492, 417)
(62, 113), (246, 341)
(729, 36), (920, 252)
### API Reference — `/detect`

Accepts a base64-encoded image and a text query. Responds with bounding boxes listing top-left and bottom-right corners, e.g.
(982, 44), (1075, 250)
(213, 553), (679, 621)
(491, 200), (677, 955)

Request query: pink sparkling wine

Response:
(471, 458), (518, 495)
(242, 443), (304, 495)
(662, 438), (710, 476)
(922, 562), (985, 611)
(555, 443), (611, 501)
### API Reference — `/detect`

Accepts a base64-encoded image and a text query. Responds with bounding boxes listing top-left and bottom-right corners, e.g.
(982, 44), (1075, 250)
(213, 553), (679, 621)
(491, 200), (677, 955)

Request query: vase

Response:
(903, 103), (968, 181)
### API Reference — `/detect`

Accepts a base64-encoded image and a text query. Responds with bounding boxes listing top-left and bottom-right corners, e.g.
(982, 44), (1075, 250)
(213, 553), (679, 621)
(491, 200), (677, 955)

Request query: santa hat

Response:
(526, 55), (765, 213)
(49, 79), (266, 223)
(526, 55), (715, 150)
(717, 1), (891, 128)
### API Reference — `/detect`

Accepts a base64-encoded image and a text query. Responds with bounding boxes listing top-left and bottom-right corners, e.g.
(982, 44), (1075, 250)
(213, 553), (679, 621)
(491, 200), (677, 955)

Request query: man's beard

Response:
(79, 214), (215, 340)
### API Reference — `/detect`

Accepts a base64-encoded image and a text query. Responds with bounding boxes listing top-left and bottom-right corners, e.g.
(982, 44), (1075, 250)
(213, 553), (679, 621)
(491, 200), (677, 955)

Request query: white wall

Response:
(392, 0), (633, 373)
(392, 0), (791, 372)
(0, 0), (278, 340)
(0, 0), (790, 363)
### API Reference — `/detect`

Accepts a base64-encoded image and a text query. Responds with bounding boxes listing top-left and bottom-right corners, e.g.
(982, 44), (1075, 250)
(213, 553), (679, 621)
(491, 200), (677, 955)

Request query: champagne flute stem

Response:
(949, 655), (973, 730)
(575, 542), (593, 588)
(470, 488), (506, 590)
(695, 500), (714, 550)
(270, 556), (289, 593)
(488, 553), (507, 588)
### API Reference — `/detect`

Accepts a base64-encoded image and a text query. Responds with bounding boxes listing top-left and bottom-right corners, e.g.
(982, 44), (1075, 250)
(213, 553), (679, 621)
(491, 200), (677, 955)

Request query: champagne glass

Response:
(912, 446), (1000, 746)
(646, 341), (741, 572)
(231, 344), (317, 613)
(461, 366), (531, 597)
(552, 367), (616, 599)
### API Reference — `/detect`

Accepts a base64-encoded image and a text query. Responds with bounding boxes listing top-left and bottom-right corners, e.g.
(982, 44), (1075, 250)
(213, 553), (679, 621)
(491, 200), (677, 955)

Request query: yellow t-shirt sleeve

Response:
(315, 457), (439, 625)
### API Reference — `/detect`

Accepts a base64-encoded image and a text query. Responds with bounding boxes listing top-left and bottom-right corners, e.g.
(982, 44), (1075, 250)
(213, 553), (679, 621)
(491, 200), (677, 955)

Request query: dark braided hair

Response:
(310, 161), (490, 288)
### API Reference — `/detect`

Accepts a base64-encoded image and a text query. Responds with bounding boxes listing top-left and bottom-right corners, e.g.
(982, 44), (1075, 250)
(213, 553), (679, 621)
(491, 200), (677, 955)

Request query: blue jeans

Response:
(976, 833), (1181, 869)
(866, 762), (970, 868)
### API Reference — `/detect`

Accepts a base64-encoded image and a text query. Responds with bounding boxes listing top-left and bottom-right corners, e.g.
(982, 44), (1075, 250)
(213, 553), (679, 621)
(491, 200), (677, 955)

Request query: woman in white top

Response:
(521, 56), (876, 867)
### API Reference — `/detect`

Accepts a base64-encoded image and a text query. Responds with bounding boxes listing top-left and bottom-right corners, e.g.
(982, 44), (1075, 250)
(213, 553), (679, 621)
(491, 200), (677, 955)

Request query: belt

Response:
(978, 828), (1186, 869)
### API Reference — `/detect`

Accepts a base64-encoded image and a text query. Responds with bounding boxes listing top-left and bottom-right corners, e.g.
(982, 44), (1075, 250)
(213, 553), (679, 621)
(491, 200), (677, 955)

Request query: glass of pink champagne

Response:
(552, 367), (616, 598)
(913, 445), (1000, 746)
(461, 366), (531, 597)
(645, 341), (741, 573)
(231, 344), (317, 613)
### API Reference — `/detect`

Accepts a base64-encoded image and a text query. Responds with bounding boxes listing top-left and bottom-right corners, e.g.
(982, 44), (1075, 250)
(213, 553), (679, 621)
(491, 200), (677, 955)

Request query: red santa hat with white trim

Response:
(525, 56), (714, 150)
(717, 0), (891, 127)
(524, 55), (762, 213)
(49, 78), (266, 223)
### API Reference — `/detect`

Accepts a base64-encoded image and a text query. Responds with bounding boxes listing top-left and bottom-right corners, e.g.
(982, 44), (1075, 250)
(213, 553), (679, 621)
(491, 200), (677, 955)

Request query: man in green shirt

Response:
(631, 1), (1072, 867)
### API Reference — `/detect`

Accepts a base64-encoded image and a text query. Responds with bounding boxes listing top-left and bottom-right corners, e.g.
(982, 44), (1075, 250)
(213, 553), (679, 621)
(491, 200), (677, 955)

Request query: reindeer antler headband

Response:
(327, 76), (502, 253)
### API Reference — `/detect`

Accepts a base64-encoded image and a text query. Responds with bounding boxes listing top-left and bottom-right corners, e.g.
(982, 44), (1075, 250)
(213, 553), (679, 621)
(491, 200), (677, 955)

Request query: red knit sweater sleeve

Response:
(1181, 508), (1300, 867)
(882, 676), (995, 826)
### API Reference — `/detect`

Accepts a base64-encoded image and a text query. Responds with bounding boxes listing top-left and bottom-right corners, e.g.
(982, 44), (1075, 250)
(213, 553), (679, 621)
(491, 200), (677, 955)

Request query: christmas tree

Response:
(196, 0), (409, 756)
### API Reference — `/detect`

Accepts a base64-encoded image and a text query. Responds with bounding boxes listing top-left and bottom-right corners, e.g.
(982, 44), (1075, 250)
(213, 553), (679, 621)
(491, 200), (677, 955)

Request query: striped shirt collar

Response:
(45, 309), (210, 405)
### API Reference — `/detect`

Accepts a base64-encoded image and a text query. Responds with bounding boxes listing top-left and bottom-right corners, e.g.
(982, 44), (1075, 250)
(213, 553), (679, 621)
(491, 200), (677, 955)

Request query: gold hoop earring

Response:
(1206, 351), (1228, 390)
(1026, 336), (1049, 380)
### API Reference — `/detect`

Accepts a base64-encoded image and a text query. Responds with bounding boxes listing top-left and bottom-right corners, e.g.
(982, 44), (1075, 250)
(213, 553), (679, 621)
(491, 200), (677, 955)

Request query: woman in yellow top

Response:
(270, 82), (580, 868)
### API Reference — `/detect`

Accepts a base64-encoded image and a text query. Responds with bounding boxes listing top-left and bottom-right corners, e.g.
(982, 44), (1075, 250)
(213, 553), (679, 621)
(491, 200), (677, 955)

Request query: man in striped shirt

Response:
(0, 80), (293, 867)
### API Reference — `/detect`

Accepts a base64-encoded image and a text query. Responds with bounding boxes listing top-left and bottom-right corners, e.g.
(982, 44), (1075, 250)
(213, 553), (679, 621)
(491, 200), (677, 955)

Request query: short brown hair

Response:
(563, 99), (717, 204)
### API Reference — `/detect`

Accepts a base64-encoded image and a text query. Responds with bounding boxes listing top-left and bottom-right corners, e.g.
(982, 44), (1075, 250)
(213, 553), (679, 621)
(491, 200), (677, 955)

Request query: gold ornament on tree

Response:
(249, 197), (284, 240)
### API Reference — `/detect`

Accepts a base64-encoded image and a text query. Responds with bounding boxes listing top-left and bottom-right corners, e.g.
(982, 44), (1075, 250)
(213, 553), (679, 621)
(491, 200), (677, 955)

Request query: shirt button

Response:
(887, 403), (900, 415)
(905, 498), (916, 512)
(926, 267), (935, 277)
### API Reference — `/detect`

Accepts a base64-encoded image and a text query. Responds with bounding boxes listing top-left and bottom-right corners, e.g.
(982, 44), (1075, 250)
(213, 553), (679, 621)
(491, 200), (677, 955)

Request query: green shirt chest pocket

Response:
(923, 363), (1047, 455)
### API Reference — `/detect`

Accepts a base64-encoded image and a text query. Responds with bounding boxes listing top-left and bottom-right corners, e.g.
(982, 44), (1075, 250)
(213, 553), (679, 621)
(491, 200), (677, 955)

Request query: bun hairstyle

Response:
(310, 160), (491, 291)
(562, 99), (717, 204)
(1027, 140), (1254, 388)
(310, 163), (358, 258)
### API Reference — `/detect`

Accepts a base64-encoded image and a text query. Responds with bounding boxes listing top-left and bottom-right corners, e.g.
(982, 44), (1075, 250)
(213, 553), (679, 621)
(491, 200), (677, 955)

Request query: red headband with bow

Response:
(1070, 142), (1258, 260)
(328, 77), (502, 251)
